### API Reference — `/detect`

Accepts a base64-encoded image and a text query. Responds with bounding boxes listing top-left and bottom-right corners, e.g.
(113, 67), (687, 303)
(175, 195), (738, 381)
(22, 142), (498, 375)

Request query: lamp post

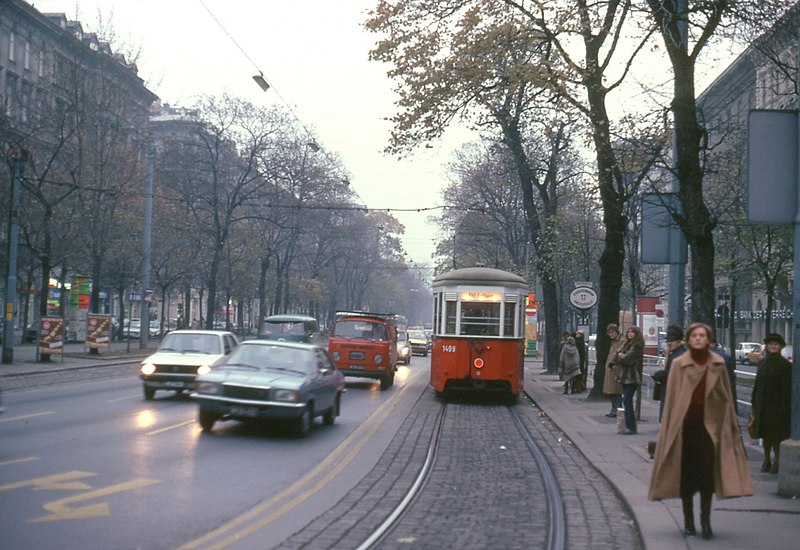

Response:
(140, 135), (154, 350)
(2, 147), (27, 364)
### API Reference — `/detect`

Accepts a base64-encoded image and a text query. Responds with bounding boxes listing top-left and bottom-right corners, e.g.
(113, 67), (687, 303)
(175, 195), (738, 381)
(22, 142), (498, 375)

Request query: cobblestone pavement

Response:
(275, 389), (643, 549)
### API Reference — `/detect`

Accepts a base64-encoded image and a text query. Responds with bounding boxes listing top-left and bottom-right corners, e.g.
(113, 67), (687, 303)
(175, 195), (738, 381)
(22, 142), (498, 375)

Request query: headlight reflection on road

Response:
(134, 409), (157, 430)
(395, 365), (410, 382)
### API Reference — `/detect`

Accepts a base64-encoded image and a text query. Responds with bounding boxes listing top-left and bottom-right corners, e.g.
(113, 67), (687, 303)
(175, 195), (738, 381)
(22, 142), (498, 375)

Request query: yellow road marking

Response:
(31, 477), (160, 523)
(0, 471), (96, 492)
(0, 411), (55, 423)
(180, 369), (425, 550)
(0, 456), (40, 467)
(146, 419), (195, 436)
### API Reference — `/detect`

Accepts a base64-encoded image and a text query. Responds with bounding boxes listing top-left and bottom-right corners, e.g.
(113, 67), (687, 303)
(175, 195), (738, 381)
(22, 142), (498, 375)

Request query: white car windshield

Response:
(159, 333), (221, 354)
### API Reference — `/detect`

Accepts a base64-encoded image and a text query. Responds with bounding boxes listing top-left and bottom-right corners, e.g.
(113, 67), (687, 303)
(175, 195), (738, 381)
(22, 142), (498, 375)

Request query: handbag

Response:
(747, 415), (757, 438)
(652, 381), (662, 401)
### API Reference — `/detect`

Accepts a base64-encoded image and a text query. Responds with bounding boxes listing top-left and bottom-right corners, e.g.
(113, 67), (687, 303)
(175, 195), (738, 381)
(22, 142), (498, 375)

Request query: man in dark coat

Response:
(710, 334), (738, 415)
(752, 333), (792, 473)
(658, 324), (686, 421)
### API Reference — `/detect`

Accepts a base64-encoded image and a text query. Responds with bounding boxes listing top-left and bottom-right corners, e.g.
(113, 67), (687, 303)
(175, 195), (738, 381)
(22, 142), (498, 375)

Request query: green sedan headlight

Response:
(195, 381), (223, 395)
(273, 389), (300, 402)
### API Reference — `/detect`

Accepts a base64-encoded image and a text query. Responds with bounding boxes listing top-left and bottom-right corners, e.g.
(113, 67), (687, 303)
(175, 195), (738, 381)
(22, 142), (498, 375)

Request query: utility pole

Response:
(140, 136), (154, 350)
(2, 147), (27, 364)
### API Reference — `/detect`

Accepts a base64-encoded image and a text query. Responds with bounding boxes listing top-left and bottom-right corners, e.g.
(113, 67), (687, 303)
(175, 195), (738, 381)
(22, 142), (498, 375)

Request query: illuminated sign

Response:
(460, 291), (502, 302)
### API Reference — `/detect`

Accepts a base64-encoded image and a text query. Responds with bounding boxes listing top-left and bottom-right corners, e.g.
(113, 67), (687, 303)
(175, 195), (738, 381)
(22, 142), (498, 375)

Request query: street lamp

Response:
(252, 73), (270, 92)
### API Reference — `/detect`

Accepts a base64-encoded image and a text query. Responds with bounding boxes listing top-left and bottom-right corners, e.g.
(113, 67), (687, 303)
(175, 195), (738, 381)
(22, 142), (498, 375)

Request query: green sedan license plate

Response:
(230, 405), (259, 417)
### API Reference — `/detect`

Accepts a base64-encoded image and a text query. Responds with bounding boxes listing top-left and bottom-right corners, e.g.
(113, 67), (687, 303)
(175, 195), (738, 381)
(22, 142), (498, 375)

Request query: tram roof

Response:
(432, 267), (528, 289)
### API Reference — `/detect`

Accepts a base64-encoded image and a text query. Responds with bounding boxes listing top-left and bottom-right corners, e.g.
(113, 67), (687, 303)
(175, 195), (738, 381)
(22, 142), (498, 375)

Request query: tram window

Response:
(460, 302), (500, 336)
(504, 302), (516, 337)
(433, 294), (441, 334)
(444, 300), (457, 334)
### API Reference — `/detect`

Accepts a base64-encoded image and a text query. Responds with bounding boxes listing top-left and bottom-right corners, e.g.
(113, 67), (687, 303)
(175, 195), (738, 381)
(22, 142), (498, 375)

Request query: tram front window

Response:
(460, 302), (500, 336)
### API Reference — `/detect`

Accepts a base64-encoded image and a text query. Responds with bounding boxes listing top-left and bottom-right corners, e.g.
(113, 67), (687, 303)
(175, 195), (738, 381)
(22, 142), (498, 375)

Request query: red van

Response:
(328, 311), (399, 390)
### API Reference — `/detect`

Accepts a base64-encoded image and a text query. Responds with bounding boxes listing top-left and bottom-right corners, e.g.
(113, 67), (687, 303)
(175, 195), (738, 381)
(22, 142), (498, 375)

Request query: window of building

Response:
(38, 50), (44, 77)
(24, 41), (30, 70)
(9, 32), (16, 61)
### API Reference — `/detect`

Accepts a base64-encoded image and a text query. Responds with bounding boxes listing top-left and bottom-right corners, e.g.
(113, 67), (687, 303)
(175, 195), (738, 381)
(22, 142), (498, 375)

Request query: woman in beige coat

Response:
(602, 324), (625, 417)
(648, 322), (751, 540)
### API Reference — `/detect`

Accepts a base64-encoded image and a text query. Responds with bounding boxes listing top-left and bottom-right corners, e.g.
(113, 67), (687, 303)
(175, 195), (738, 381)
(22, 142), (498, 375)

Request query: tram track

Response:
(357, 392), (566, 550)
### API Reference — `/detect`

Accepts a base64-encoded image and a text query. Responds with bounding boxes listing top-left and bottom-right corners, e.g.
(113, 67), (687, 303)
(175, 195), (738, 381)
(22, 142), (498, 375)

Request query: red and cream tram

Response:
(430, 267), (528, 398)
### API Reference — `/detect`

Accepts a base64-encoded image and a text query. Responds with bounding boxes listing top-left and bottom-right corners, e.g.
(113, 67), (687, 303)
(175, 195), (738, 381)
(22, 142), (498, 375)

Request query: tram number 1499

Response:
(441, 345), (457, 353)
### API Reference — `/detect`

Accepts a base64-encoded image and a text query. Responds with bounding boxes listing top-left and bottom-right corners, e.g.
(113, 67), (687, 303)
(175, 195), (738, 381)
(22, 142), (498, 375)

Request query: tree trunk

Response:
(586, 83), (626, 399)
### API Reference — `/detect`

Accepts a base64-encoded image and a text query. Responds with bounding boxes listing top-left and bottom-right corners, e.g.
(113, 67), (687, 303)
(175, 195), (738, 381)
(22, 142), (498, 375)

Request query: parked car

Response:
(124, 318), (141, 339)
(258, 314), (323, 344)
(139, 330), (240, 400)
(734, 342), (761, 364)
(191, 340), (345, 437)
(747, 344), (765, 365)
(408, 329), (429, 357)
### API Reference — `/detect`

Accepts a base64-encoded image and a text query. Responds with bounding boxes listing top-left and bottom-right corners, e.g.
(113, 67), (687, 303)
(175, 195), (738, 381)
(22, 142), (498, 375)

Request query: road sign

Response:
(569, 287), (598, 310)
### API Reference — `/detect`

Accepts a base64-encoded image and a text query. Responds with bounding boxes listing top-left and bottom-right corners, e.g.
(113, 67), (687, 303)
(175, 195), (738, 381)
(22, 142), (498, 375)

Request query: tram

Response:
(430, 266), (528, 398)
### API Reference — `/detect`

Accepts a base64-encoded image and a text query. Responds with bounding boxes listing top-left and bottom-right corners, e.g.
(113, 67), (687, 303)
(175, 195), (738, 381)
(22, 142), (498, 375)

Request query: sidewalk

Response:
(524, 358), (800, 549)
(0, 340), (156, 377)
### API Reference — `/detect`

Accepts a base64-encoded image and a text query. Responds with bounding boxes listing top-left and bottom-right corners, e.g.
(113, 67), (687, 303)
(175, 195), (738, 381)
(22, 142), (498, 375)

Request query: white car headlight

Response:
(195, 381), (222, 395)
(273, 389), (299, 402)
(141, 363), (156, 375)
(197, 365), (212, 375)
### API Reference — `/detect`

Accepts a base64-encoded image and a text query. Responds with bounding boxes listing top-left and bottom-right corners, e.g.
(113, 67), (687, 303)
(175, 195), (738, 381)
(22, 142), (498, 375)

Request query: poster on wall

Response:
(38, 316), (64, 354)
(86, 314), (111, 348)
(641, 314), (659, 348)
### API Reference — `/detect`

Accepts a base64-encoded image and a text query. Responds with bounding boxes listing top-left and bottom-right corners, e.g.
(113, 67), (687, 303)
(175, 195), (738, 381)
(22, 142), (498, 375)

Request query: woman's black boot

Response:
(700, 491), (713, 540)
(681, 496), (696, 536)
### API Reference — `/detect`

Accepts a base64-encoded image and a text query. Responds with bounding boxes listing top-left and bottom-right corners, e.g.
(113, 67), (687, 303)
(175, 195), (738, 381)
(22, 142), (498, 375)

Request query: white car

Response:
(139, 330), (240, 399)
(734, 342), (761, 364)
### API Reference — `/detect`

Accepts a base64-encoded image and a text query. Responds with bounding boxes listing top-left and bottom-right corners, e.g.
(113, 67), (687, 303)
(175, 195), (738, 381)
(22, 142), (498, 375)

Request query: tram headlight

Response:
(374, 354), (383, 365)
(332, 351), (340, 361)
(473, 357), (485, 369)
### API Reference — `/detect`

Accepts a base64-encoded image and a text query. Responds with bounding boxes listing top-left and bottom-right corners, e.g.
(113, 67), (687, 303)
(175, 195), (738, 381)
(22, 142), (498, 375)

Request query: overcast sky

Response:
(30, 0), (469, 267)
(29, 1), (743, 270)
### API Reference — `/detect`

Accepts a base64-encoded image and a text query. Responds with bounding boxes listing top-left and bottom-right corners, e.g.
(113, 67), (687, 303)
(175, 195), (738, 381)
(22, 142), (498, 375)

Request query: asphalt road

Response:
(0, 361), (430, 550)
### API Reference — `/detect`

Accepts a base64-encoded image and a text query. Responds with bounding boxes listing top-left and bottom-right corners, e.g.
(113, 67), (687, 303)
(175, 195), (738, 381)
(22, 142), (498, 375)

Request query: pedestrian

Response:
(558, 336), (582, 394)
(574, 330), (588, 392)
(751, 332), (792, 474)
(612, 326), (644, 434)
(658, 324), (686, 421)
(602, 324), (625, 417)
(648, 322), (752, 540)
(710, 333), (738, 415)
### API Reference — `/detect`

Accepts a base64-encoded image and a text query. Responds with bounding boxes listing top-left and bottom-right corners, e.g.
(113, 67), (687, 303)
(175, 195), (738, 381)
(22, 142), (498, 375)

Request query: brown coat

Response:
(648, 351), (752, 500)
(602, 336), (625, 395)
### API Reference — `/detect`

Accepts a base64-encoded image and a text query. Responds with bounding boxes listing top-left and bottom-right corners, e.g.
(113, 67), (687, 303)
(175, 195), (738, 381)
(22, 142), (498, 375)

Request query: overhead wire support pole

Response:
(2, 147), (26, 364)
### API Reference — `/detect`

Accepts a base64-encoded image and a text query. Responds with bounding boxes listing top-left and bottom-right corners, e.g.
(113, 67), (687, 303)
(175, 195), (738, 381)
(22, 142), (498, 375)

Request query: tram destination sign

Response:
(569, 287), (598, 310)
